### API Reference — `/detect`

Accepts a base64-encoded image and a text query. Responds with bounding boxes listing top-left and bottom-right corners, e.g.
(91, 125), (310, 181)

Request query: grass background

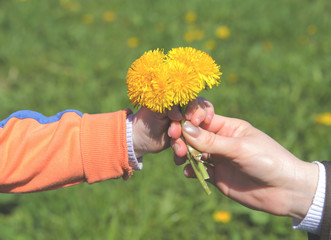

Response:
(0, 0), (331, 239)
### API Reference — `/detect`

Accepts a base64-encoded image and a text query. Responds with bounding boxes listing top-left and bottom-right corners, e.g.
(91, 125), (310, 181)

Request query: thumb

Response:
(182, 121), (237, 157)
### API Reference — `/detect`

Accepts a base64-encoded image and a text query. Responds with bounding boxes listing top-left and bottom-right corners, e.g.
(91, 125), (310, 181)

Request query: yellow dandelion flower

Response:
(127, 49), (173, 112)
(307, 24), (318, 35)
(127, 37), (139, 48)
(167, 60), (201, 106)
(127, 47), (221, 113)
(315, 113), (331, 126)
(205, 40), (216, 51)
(185, 11), (197, 24)
(144, 66), (174, 112)
(213, 211), (232, 223)
(167, 47), (222, 89)
(216, 26), (230, 39)
(82, 14), (94, 24)
(103, 11), (116, 22)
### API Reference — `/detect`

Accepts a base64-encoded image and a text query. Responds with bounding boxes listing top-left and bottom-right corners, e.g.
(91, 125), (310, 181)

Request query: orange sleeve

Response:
(0, 110), (132, 193)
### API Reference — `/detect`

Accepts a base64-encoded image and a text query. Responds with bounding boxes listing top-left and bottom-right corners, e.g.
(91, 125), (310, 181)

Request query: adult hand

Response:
(172, 114), (319, 220)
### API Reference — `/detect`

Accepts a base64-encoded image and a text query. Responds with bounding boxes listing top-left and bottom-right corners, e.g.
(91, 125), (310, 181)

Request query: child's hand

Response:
(131, 107), (170, 158)
(132, 97), (214, 158)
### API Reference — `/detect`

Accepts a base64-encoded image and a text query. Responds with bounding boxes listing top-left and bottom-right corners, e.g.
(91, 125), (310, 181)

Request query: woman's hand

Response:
(171, 114), (319, 220)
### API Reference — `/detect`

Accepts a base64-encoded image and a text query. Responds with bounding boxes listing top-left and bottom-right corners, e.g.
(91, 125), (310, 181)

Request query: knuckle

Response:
(203, 132), (217, 150)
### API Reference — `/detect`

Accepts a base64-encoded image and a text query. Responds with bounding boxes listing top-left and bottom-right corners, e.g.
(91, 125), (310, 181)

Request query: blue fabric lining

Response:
(0, 110), (83, 128)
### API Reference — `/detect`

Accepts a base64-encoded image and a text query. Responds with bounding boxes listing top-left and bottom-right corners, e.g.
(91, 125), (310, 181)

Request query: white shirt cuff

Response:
(292, 161), (326, 235)
(126, 114), (143, 170)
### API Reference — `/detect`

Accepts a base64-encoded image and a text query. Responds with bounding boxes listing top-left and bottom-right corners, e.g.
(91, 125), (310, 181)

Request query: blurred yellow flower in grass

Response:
(205, 40), (216, 51)
(227, 73), (238, 83)
(127, 47), (222, 113)
(82, 14), (94, 24)
(213, 211), (232, 223)
(103, 11), (116, 22)
(185, 11), (197, 24)
(315, 113), (331, 126)
(307, 24), (318, 35)
(216, 26), (230, 39)
(127, 37), (139, 48)
(184, 29), (204, 43)
(263, 41), (273, 51)
(299, 35), (309, 45)
(60, 0), (80, 12)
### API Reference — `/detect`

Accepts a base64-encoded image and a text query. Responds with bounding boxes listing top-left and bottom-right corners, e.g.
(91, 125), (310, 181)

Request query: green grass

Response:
(0, 0), (331, 239)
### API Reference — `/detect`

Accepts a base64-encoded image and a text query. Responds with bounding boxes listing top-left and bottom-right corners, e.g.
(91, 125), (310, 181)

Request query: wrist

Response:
(292, 161), (325, 234)
(287, 161), (319, 219)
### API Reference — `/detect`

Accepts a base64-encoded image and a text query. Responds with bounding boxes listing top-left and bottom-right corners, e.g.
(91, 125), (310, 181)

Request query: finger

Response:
(201, 152), (211, 161)
(170, 138), (188, 158)
(184, 98), (198, 120)
(200, 98), (214, 125)
(182, 121), (238, 157)
(191, 97), (208, 126)
(183, 164), (195, 178)
(167, 105), (183, 121)
(200, 114), (250, 136)
(185, 98), (207, 126)
(174, 154), (187, 165)
(168, 121), (182, 139)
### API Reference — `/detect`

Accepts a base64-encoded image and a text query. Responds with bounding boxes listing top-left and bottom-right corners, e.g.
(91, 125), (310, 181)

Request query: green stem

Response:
(187, 153), (212, 195)
(180, 105), (211, 195)
(197, 161), (210, 180)
(186, 144), (209, 180)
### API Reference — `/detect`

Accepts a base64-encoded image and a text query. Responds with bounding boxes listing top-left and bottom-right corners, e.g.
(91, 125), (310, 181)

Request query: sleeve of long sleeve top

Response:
(0, 109), (132, 193)
(126, 114), (143, 170)
(292, 161), (326, 235)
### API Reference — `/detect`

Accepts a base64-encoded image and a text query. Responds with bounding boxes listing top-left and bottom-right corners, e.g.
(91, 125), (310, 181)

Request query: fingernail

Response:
(193, 117), (201, 126)
(172, 143), (179, 153)
(205, 114), (212, 124)
(183, 121), (200, 137)
(185, 112), (192, 120)
(173, 111), (183, 120)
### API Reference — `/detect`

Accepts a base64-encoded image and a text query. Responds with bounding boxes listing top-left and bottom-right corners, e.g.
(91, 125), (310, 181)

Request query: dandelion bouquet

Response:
(126, 47), (222, 194)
